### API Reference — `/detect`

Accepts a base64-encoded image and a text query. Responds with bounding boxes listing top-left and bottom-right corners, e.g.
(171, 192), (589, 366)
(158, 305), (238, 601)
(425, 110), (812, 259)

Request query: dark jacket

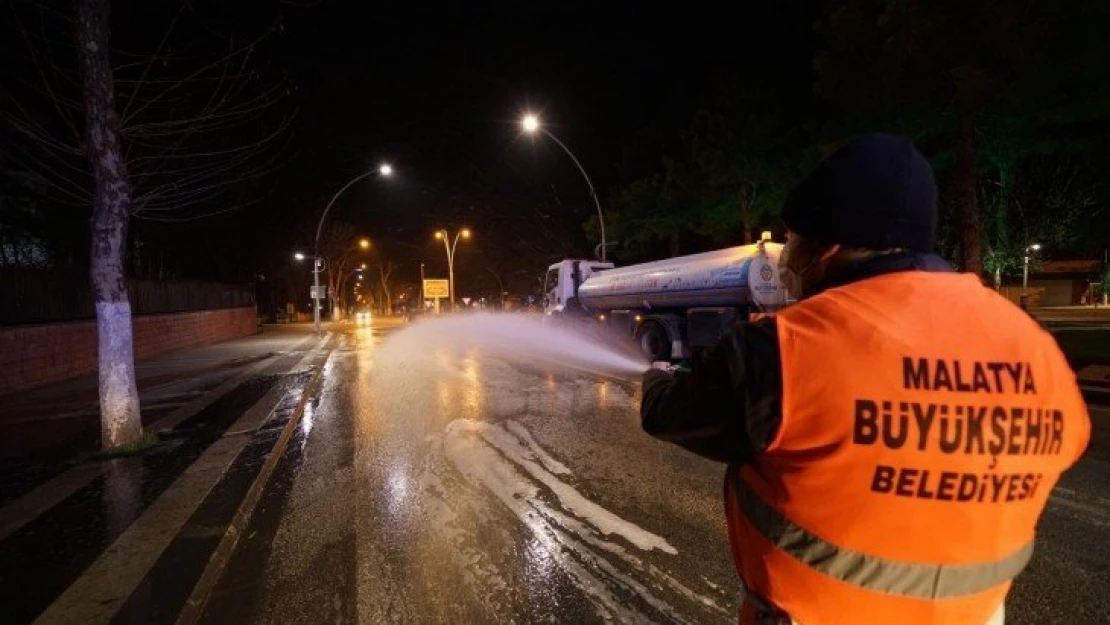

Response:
(640, 252), (954, 463)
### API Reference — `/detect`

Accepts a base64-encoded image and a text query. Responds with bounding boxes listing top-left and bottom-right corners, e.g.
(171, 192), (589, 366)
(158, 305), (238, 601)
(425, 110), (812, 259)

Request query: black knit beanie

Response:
(780, 133), (938, 252)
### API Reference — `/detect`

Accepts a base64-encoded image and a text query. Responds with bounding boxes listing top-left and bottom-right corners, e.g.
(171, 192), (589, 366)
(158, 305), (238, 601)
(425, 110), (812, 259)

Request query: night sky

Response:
(12, 1), (1101, 311)
(150, 2), (819, 297)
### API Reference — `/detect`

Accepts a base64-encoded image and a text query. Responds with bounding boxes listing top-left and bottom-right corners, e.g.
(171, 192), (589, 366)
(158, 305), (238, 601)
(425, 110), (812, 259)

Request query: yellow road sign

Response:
(423, 279), (449, 299)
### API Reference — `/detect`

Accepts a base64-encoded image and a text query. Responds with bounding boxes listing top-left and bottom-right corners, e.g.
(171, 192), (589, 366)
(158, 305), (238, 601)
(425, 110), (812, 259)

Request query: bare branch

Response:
(9, 2), (80, 138)
(119, 0), (187, 120)
(120, 24), (278, 127)
(5, 145), (88, 204)
(5, 0), (295, 228)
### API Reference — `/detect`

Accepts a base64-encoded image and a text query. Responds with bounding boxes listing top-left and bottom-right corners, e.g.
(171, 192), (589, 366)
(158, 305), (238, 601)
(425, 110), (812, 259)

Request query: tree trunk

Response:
(327, 271), (341, 321)
(739, 186), (753, 244)
(994, 267), (1002, 290)
(76, 0), (142, 450)
(379, 262), (393, 315)
(487, 268), (506, 309)
(954, 109), (982, 275)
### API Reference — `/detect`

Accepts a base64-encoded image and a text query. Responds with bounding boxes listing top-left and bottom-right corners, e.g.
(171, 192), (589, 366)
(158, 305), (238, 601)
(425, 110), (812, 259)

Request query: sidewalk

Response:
(1033, 306), (1110, 323)
(1079, 365), (1110, 405)
(0, 323), (341, 624)
(0, 324), (326, 506)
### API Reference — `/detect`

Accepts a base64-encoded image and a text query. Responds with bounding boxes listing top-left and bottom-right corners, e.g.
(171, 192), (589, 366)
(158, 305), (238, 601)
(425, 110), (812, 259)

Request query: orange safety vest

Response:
(726, 271), (1090, 625)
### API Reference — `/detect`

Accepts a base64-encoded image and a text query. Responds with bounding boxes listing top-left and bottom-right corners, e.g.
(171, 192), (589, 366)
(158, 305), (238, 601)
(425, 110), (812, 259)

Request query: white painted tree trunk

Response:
(77, 0), (143, 450)
(96, 302), (141, 447)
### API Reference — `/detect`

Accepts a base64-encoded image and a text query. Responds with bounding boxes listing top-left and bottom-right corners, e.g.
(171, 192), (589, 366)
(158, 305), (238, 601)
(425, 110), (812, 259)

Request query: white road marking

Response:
(1049, 492), (1109, 521)
(0, 335), (324, 543)
(450, 419), (674, 553)
(0, 464), (106, 541)
(35, 333), (335, 624)
(33, 384), (293, 624)
(433, 418), (728, 622)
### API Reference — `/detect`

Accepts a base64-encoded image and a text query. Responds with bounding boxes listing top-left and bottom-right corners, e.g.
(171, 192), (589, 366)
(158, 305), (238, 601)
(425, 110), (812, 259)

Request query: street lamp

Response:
(309, 166), (393, 336)
(294, 252), (306, 261)
(1023, 243), (1042, 294)
(521, 112), (608, 262)
(436, 228), (471, 311)
(1021, 243), (1042, 310)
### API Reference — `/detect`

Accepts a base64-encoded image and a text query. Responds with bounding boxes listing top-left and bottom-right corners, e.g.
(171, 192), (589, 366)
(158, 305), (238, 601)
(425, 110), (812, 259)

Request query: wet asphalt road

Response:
(201, 320), (1109, 624)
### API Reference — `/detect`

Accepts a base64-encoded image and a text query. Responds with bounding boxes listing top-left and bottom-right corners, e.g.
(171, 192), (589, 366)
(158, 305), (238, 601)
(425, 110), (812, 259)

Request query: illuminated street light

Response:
(361, 263), (367, 269)
(309, 166), (394, 336)
(1022, 243), (1043, 309)
(359, 238), (370, 250)
(520, 112), (607, 262)
(436, 228), (472, 312)
(294, 252), (306, 261)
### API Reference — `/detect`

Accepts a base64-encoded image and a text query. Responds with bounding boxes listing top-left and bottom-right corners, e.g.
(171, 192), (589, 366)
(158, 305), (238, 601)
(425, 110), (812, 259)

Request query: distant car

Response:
(355, 309), (372, 326)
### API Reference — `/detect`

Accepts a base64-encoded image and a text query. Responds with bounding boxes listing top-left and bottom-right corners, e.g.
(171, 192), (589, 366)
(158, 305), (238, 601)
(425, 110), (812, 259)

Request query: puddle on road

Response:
(420, 418), (729, 623)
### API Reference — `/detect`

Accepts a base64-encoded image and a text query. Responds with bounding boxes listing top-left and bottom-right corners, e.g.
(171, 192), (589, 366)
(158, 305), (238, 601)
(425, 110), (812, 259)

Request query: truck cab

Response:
(543, 259), (614, 316)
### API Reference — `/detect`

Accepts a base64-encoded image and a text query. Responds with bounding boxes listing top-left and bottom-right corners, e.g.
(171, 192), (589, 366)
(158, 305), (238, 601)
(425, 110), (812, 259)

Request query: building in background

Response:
(1000, 260), (1105, 307)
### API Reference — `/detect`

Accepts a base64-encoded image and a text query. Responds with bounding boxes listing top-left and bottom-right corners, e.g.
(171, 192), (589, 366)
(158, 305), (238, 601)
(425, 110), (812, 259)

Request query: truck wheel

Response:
(635, 321), (671, 361)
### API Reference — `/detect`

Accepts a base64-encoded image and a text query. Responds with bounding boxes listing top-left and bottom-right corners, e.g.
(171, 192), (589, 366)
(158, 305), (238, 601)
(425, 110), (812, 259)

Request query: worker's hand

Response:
(651, 361), (675, 373)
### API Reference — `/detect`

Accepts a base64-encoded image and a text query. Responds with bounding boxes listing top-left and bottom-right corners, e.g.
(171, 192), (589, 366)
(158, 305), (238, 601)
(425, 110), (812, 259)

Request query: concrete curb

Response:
(175, 335), (336, 625)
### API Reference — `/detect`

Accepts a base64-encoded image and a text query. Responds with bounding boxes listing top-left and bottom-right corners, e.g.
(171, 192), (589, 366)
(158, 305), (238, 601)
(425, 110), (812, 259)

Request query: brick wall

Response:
(0, 306), (257, 395)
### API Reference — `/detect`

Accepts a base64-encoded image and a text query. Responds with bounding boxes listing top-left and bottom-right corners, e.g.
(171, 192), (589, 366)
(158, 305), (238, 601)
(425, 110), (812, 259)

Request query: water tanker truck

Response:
(542, 239), (788, 361)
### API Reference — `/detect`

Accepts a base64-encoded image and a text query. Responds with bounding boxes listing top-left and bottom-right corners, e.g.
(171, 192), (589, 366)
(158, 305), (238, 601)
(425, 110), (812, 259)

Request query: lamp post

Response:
(521, 113), (608, 262)
(1022, 243), (1041, 310)
(435, 228), (471, 311)
(310, 164), (392, 336)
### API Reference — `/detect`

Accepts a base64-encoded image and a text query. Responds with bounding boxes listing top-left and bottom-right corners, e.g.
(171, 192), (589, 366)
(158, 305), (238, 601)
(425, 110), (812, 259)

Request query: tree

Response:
(814, 0), (1035, 273)
(75, 0), (141, 448)
(0, 166), (57, 267)
(606, 102), (794, 260)
(606, 173), (680, 259)
(378, 259), (395, 315)
(685, 77), (797, 245)
(815, 1), (1110, 274)
(3, 0), (292, 449)
(316, 222), (369, 321)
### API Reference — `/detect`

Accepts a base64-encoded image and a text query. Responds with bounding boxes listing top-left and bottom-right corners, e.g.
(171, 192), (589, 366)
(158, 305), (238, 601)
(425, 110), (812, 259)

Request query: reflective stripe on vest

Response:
(733, 475), (1033, 599)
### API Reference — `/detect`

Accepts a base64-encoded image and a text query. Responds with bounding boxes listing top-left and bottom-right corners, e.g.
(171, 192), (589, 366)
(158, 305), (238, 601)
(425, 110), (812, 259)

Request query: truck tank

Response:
(576, 243), (786, 311)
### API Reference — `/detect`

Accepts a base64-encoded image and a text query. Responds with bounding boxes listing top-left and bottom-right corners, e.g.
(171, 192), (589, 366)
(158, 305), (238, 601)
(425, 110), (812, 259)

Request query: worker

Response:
(641, 133), (1090, 625)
